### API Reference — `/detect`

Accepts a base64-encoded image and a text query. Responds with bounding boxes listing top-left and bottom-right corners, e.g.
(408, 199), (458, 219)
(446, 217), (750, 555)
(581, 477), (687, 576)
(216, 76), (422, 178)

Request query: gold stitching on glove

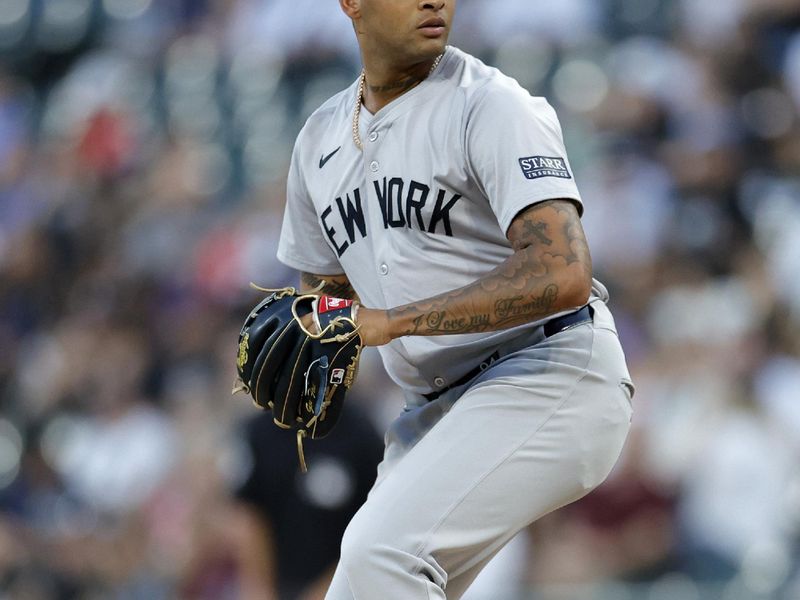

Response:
(248, 283), (300, 298)
(277, 336), (310, 425)
(291, 296), (360, 343)
(296, 430), (308, 473)
(231, 377), (250, 395)
(322, 324), (361, 344)
(236, 333), (250, 371)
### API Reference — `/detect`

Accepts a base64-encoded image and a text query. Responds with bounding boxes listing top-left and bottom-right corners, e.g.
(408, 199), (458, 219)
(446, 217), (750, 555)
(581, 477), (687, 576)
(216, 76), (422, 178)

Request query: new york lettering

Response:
(321, 189), (366, 258)
(321, 177), (463, 259)
(373, 178), (462, 235)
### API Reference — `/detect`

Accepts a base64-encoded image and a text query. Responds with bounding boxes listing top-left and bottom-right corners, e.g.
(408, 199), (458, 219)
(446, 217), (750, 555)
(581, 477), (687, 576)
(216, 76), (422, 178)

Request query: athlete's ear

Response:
(339, 0), (361, 20)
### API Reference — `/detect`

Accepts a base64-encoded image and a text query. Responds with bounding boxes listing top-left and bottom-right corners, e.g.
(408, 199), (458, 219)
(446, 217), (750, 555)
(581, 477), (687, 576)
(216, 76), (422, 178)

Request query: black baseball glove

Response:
(233, 285), (363, 471)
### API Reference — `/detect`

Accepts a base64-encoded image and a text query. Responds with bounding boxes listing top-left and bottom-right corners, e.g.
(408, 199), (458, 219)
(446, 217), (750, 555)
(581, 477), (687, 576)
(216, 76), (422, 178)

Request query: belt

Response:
(422, 305), (594, 402)
(543, 304), (594, 337)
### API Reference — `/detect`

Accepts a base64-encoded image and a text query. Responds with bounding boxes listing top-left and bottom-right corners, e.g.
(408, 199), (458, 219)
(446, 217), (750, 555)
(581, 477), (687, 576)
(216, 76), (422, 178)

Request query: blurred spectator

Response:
(226, 403), (384, 600)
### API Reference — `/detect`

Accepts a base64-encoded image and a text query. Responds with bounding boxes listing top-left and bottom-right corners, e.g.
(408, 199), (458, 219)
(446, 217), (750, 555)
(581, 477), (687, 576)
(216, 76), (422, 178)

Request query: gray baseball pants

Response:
(325, 299), (633, 599)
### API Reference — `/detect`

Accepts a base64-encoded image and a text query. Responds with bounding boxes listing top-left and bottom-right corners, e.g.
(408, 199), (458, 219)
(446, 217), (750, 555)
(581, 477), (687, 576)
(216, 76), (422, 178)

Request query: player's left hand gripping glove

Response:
(233, 286), (363, 471)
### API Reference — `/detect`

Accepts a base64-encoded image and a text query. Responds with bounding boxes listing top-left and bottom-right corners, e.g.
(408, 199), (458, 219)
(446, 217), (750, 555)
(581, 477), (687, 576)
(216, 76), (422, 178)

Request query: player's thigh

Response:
(373, 316), (607, 487)
(440, 328), (632, 595)
(341, 325), (631, 583)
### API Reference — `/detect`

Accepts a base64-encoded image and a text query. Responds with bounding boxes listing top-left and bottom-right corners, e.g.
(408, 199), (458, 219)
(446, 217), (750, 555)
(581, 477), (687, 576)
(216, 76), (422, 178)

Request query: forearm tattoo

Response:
(301, 272), (359, 300)
(389, 200), (592, 336)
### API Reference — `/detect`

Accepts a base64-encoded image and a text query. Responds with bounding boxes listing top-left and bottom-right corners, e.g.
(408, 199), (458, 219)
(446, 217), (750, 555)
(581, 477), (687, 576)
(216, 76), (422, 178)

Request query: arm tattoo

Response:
(520, 220), (553, 247)
(388, 200), (591, 337)
(301, 273), (358, 300)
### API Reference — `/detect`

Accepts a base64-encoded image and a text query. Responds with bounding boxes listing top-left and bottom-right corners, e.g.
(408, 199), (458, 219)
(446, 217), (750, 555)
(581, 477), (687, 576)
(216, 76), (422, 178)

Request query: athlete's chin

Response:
(415, 34), (449, 56)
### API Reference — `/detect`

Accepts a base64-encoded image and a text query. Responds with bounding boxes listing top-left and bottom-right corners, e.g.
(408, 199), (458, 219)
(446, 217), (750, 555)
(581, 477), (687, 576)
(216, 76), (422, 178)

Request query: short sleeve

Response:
(465, 83), (582, 233)
(277, 138), (344, 275)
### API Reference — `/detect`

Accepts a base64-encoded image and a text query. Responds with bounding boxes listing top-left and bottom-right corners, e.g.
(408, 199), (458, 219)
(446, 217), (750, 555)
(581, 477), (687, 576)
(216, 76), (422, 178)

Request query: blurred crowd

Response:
(1, 0), (799, 598)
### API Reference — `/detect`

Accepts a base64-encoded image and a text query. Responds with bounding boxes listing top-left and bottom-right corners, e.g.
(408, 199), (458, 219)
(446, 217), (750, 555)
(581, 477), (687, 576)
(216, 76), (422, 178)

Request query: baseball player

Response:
(276, 1), (634, 598)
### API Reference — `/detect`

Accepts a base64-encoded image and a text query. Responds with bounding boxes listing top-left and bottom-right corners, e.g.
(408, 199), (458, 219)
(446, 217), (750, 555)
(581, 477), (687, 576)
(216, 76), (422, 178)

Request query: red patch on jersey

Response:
(318, 296), (353, 314)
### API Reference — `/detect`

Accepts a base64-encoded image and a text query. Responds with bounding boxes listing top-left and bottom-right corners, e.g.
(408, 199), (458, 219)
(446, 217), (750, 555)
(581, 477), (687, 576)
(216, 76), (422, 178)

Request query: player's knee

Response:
(339, 524), (362, 564)
(338, 520), (446, 589)
(338, 516), (379, 573)
(339, 520), (395, 575)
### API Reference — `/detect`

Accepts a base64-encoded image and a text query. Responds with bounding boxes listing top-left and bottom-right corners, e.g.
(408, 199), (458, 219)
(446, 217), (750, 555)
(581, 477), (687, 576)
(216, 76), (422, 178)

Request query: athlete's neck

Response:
(361, 55), (439, 113)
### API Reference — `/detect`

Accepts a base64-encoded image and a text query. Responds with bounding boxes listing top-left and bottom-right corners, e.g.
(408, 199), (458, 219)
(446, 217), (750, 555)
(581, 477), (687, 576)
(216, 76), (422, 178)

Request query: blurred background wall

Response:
(0, 0), (799, 599)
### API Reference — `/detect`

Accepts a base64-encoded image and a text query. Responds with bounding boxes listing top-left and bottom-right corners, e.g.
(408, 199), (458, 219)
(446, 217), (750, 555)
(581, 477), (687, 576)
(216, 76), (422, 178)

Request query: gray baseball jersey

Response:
(278, 46), (593, 394)
(278, 45), (633, 600)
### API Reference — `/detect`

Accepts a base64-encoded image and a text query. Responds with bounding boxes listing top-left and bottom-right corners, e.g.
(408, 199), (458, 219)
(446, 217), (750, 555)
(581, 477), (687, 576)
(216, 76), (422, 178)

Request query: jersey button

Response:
(379, 263), (389, 276)
(370, 160), (380, 172)
(433, 377), (446, 388)
(368, 131), (379, 142)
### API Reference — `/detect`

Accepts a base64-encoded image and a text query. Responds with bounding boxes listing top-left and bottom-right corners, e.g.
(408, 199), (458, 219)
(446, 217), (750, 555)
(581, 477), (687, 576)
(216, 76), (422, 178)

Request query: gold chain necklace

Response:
(352, 53), (444, 151)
